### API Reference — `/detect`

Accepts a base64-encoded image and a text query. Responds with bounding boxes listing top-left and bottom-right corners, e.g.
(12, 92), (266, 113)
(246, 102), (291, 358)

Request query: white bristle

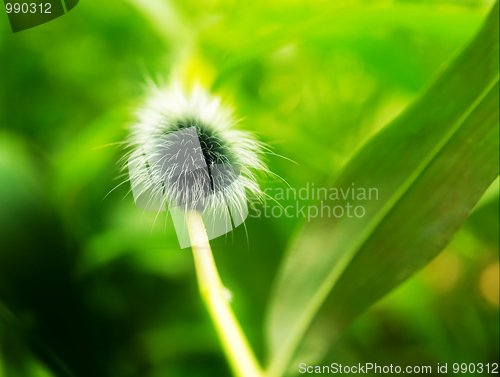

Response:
(124, 84), (268, 214)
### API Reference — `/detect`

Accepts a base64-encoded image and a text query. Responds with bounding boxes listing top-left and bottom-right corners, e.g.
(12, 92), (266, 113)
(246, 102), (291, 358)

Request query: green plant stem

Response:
(186, 210), (264, 377)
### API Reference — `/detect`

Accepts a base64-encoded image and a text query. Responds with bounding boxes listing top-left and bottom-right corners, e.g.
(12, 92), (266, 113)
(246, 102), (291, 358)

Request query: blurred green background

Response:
(0, 0), (498, 376)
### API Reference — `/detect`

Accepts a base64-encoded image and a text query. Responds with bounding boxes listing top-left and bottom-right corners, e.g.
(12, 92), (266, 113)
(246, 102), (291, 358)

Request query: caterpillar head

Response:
(126, 85), (267, 218)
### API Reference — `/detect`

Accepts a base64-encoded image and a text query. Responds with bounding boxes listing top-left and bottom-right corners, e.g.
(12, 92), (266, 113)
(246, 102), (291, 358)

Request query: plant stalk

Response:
(185, 210), (264, 377)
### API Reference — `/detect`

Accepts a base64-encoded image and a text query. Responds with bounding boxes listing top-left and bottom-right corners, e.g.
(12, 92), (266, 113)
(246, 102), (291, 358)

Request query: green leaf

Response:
(264, 2), (499, 376)
(211, 3), (484, 90)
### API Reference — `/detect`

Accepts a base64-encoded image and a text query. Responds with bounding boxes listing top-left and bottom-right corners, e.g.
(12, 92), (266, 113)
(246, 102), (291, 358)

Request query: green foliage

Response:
(265, 4), (499, 374)
(0, 0), (498, 376)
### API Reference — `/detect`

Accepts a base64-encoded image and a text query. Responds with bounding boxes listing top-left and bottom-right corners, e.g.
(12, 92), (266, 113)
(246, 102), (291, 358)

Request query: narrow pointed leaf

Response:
(265, 3), (499, 375)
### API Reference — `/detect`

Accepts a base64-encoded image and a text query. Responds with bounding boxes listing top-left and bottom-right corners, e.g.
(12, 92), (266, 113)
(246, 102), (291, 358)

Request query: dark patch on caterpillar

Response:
(156, 119), (240, 211)
(166, 118), (236, 166)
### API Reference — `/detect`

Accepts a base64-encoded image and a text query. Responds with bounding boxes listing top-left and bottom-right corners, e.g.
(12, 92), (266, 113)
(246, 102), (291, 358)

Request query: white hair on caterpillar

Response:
(123, 84), (268, 216)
